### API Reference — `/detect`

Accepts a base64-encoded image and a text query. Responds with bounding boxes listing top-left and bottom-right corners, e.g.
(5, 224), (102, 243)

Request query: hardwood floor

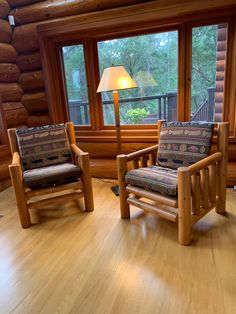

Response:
(0, 179), (236, 314)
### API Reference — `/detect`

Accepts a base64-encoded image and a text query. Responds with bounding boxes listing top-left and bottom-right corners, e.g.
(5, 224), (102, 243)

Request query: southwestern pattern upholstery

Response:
(157, 122), (214, 169)
(125, 166), (178, 196)
(24, 163), (81, 189)
(16, 124), (72, 171)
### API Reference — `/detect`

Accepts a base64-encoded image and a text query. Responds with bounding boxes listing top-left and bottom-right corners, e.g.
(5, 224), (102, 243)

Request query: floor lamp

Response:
(97, 65), (137, 195)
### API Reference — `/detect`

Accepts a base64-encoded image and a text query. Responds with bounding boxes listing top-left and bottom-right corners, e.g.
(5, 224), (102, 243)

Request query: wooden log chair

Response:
(117, 120), (229, 245)
(8, 122), (94, 228)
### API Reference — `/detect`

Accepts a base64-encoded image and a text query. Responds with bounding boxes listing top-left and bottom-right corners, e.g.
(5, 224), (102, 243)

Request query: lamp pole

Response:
(113, 90), (122, 155)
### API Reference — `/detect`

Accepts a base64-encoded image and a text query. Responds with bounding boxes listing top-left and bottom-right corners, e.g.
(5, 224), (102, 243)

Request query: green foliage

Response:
(126, 108), (148, 124)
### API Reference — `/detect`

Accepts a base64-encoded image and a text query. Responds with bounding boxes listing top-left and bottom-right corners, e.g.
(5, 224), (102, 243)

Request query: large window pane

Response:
(190, 23), (228, 122)
(98, 31), (178, 125)
(62, 45), (91, 125)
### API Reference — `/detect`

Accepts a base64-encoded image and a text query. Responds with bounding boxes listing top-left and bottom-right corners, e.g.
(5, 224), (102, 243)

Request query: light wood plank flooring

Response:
(0, 179), (236, 314)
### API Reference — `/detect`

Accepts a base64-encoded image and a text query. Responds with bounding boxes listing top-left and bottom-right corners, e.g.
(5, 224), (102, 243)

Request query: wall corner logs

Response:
(0, 0), (17, 190)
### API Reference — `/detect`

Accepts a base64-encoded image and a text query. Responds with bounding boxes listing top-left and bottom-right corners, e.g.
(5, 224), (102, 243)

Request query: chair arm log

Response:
(71, 143), (84, 156)
(125, 144), (158, 161)
(188, 152), (222, 175)
(12, 151), (21, 165)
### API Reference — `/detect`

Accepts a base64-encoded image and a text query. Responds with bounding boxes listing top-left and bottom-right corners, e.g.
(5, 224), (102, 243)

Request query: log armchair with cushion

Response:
(117, 121), (229, 245)
(8, 122), (94, 228)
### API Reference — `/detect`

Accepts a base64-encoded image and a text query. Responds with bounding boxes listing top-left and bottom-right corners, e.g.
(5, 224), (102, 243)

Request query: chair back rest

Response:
(157, 121), (214, 169)
(16, 124), (72, 171)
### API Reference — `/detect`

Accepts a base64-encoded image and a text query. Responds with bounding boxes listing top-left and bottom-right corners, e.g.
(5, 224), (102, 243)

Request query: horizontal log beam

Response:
(216, 51), (226, 61)
(2, 102), (28, 127)
(0, 43), (17, 63)
(10, 0), (150, 25)
(21, 91), (48, 113)
(217, 41), (227, 52)
(0, 83), (23, 102)
(8, 0), (42, 8)
(27, 114), (50, 127)
(27, 181), (83, 198)
(188, 152), (222, 175)
(28, 191), (84, 210)
(126, 185), (178, 208)
(216, 71), (225, 81)
(0, 0), (10, 19)
(0, 63), (20, 82)
(16, 51), (42, 72)
(0, 19), (12, 43)
(217, 27), (227, 41)
(215, 80), (224, 93)
(127, 197), (178, 222)
(216, 59), (226, 72)
(215, 92), (224, 103)
(18, 70), (44, 91)
(12, 23), (39, 53)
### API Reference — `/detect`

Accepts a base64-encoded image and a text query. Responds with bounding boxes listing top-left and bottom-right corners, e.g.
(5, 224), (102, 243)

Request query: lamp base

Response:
(111, 185), (119, 196)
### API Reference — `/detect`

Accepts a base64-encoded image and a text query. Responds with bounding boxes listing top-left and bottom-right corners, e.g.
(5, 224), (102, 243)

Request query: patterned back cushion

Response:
(16, 124), (72, 171)
(157, 122), (214, 169)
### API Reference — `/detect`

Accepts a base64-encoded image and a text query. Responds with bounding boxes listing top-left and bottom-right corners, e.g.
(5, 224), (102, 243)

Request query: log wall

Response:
(215, 24), (227, 122)
(0, 0), (26, 190)
(5, 0), (150, 130)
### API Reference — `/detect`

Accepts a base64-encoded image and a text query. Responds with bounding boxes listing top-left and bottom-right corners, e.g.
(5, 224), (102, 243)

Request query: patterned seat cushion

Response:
(16, 124), (72, 171)
(157, 122), (214, 169)
(23, 163), (81, 189)
(125, 166), (177, 196)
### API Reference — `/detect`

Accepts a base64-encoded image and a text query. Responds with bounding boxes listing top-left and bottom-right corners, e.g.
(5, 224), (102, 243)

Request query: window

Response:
(97, 31), (178, 125)
(190, 23), (228, 122)
(62, 45), (91, 125)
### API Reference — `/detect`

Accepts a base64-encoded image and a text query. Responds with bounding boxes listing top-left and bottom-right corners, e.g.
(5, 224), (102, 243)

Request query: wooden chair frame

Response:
(8, 122), (94, 228)
(117, 121), (229, 245)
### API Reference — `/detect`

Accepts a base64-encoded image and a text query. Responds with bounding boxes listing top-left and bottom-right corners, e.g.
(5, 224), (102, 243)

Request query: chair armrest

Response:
(9, 152), (24, 182)
(187, 152), (222, 175)
(11, 152), (21, 166)
(124, 144), (158, 161)
(71, 143), (84, 157)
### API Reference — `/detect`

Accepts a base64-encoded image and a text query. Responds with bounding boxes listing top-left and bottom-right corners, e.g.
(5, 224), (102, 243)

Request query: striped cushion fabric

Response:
(16, 124), (72, 171)
(157, 122), (214, 169)
(23, 163), (81, 189)
(125, 166), (177, 196)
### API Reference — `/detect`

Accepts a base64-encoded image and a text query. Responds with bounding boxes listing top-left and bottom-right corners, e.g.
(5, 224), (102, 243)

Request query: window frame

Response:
(185, 17), (233, 122)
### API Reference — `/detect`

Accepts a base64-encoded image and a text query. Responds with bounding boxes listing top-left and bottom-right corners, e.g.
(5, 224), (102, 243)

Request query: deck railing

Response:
(69, 92), (177, 125)
(69, 87), (215, 125)
(191, 87), (215, 122)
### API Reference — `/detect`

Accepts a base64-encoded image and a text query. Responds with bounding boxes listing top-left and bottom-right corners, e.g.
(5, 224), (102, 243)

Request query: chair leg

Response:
(215, 162), (227, 214)
(216, 186), (226, 214)
(117, 155), (130, 219)
(216, 122), (229, 214)
(9, 165), (31, 228)
(178, 167), (191, 245)
(80, 153), (94, 212)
